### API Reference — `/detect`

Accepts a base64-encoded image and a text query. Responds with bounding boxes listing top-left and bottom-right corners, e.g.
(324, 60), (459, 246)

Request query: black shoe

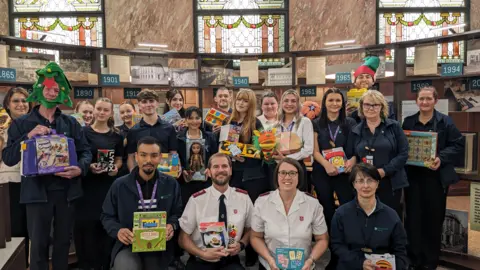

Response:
(169, 258), (186, 270)
(245, 256), (257, 267)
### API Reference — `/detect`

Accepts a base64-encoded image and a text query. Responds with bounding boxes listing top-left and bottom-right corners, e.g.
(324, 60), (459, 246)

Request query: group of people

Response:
(0, 59), (465, 270)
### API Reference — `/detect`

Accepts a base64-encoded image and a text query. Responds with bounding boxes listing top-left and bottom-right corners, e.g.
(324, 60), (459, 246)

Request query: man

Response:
(2, 62), (92, 270)
(348, 56), (396, 122)
(126, 89), (178, 171)
(205, 87), (232, 133)
(179, 153), (253, 270)
(101, 136), (183, 269)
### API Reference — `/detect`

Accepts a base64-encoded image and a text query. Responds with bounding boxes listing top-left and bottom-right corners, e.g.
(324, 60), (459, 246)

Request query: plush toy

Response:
(301, 101), (320, 120)
(253, 128), (277, 162)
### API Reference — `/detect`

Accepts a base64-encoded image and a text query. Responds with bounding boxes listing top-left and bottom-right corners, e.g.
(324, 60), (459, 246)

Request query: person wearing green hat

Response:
(2, 62), (92, 270)
(348, 56), (396, 123)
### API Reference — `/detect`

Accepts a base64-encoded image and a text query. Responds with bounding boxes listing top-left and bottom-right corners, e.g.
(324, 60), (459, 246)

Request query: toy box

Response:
(275, 248), (305, 270)
(322, 147), (346, 173)
(199, 222), (228, 248)
(97, 149), (115, 172)
(365, 253), (396, 270)
(132, 211), (167, 253)
(404, 130), (437, 167)
(204, 108), (230, 127)
(157, 153), (180, 177)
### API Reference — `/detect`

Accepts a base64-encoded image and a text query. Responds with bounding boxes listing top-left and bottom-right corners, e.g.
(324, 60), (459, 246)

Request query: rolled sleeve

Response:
(312, 202), (328, 235)
(179, 198), (197, 235)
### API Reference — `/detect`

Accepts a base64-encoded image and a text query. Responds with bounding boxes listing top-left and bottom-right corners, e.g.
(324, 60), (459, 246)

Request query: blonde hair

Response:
(358, 90), (389, 119)
(229, 89), (257, 143)
(278, 89), (303, 129)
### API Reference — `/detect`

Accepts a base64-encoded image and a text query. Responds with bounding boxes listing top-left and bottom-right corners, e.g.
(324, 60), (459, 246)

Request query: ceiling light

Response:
(324, 40), (356, 46)
(137, 43), (168, 48)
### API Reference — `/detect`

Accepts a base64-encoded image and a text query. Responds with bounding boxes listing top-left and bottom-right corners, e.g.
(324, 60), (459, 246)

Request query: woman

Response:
(347, 90), (408, 218)
(330, 163), (409, 270)
(0, 87), (31, 265)
(312, 88), (356, 269)
(257, 91), (278, 130)
(75, 100), (94, 126)
(164, 88), (186, 117)
(274, 89), (314, 192)
(402, 86), (464, 270)
(228, 88), (269, 266)
(177, 106), (218, 208)
(250, 158), (329, 270)
(74, 98), (123, 270)
(116, 101), (136, 177)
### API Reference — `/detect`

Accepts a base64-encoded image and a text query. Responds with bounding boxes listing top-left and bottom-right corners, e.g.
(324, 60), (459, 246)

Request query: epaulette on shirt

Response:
(259, 191), (270, 197)
(305, 192), (316, 199)
(235, 188), (248, 195)
(193, 189), (206, 198)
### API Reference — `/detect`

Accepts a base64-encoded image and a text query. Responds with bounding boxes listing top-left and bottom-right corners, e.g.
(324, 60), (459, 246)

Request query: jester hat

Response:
(353, 56), (380, 80)
(27, 62), (73, 108)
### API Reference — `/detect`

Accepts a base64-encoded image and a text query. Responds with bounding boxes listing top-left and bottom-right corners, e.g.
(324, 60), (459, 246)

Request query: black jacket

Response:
(330, 198), (409, 270)
(402, 110), (465, 187)
(101, 167), (183, 267)
(348, 118), (409, 190)
(2, 106), (92, 203)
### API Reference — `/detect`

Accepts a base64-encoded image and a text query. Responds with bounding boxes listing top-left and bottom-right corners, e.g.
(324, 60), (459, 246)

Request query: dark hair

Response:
(93, 97), (118, 133)
(137, 136), (161, 152)
(417, 86), (438, 100)
(272, 158), (304, 189)
(207, 153), (232, 169)
(215, 87), (231, 97)
(3, 87), (32, 117)
(260, 90), (278, 114)
(164, 89), (185, 117)
(137, 89), (159, 102)
(120, 100), (136, 112)
(189, 141), (204, 159)
(348, 163), (381, 184)
(318, 88), (347, 128)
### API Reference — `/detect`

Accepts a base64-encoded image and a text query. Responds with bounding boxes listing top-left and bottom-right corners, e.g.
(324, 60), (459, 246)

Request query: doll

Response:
(189, 142), (204, 173)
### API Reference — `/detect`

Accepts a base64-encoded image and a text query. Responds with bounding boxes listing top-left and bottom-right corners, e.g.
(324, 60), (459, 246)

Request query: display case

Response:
(455, 132), (478, 175)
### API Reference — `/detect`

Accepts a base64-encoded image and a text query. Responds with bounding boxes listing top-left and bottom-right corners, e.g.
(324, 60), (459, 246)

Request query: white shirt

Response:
(251, 190), (328, 269)
(257, 115), (278, 131)
(0, 129), (21, 184)
(276, 116), (314, 161)
(179, 186), (254, 249)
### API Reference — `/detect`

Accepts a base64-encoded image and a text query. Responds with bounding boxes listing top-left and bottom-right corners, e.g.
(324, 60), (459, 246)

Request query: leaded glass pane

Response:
(197, 0), (284, 10)
(379, 0), (464, 8)
(12, 0), (102, 12)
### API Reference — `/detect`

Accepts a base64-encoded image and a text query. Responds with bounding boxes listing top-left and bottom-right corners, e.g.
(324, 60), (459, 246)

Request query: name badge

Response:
(366, 155), (374, 165)
(361, 247), (373, 253)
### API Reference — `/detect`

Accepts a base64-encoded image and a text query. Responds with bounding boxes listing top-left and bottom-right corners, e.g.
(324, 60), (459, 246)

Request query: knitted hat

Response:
(27, 62), (73, 108)
(353, 56), (380, 79)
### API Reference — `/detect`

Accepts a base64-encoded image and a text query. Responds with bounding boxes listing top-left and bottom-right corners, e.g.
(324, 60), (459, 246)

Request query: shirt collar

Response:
(31, 105), (62, 123)
(139, 115), (163, 127)
(414, 112), (436, 126)
(210, 185), (232, 201)
(134, 167), (158, 186)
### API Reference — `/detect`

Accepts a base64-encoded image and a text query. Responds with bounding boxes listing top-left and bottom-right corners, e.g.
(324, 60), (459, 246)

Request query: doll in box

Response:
(189, 141), (204, 173)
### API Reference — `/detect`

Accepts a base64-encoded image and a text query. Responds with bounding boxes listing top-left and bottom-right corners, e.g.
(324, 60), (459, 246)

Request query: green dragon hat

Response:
(354, 56), (380, 78)
(27, 62), (73, 108)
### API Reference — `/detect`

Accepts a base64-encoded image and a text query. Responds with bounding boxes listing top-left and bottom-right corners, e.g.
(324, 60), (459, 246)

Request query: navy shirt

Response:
(126, 116), (178, 154)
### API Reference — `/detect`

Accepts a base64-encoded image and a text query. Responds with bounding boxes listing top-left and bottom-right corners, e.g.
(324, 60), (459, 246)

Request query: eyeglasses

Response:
(11, 99), (27, 104)
(354, 178), (378, 186)
(362, 103), (382, 111)
(278, 170), (298, 178)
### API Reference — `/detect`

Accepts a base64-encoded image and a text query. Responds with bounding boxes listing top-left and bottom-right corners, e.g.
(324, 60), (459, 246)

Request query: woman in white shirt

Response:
(250, 158), (329, 270)
(0, 87), (31, 265)
(273, 89), (314, 191)
(257, 91), (278, 130)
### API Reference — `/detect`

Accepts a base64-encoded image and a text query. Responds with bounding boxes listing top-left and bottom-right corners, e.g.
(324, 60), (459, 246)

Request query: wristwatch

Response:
(239, 241), (246, 251)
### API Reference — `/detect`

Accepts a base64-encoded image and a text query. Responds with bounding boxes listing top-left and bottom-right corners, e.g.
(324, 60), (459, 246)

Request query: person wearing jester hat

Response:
(2, 62), (92, 270)
(348, 56), (396, 123)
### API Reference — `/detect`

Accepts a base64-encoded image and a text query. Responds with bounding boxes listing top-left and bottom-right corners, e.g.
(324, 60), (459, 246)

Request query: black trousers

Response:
(186, 255), (244, 270)
(9, 182), (29, 266)
(376, 177), (403, 220)
(73, 219), (113, 270)
(405, 174), (447, 268)
(26, 190), (75, 270)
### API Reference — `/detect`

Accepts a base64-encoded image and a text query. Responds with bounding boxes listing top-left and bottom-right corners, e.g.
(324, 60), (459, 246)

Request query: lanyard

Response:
(281, 121), (295, 132)
(328, 124), (340, 143)
(363, 122), (382, 154)
(136, 180), (158, 211)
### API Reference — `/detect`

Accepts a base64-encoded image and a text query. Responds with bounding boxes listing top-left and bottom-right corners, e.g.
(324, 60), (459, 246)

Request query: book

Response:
(365, 253), (396, 270)
(70, 113), (85, 127)
(219, 124), (241, 143)
(275, 247), (305, 270)
(157, 153), (180, 177)
(97, 149), (115, 172)
(322, 147), (346, 173)
(186, 139), (206, 181)
(160, 109), (183, 127)
(404, 130), (437, 167)
(204, 108), (230, 127)
(276, 132), (302, 155)
(132, 211), (167, 253)
(199, 222), (228, 248)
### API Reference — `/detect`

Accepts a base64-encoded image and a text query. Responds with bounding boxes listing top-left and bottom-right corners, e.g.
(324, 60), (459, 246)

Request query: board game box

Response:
(275, 247), (305, 270)
(204, 108), (230, 127)
(97, 149), (115, 172)
(199, 222), (228, 248)
(404, 130), (437, 167)
(322, 147), (346, 173)
(132, 211), (167, 253)
(157, 153), (180, 177)
(21, 132), (78, 176)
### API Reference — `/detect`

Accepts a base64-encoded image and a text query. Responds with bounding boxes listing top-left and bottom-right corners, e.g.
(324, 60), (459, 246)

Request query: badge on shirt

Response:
(299, 216), (304, 221)
(234, 209), (238, 214)
(365, 155), (374, 165)
(361, 247), (373, 253)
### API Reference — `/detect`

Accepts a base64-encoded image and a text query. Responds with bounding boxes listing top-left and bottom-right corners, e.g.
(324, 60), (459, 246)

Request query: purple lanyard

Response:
(328, 124), (340, 143)
(136, 180), (158, 211)
(281, 121), (295, 132)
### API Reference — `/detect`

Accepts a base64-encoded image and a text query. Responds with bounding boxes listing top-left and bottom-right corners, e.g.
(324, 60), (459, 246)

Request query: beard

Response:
(141, 163), (155, 175)
(211, 172), (230, 186)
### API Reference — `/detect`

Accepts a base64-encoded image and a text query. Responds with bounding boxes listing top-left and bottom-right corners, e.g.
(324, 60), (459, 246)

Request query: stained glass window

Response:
(196, 0), (287, 67)
(10, 0), (104, 62)
(377, 0), (468, 63)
